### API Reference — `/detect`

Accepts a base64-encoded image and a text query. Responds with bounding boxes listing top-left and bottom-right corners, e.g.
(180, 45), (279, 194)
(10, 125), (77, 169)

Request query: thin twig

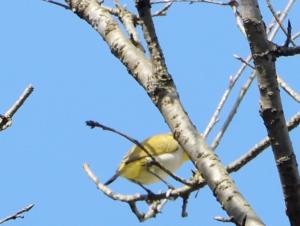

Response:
(292, 31), (300, 40)
(128, 202), (145, 221)
(227, 111), (300, 173)
(152, 2), (173, 16)
(0, 84), (34, 131)
(0, 204), (34, 224)
(83, 163), (149, 201)
(128, 199), (167, 222)
(234, 55), (300, 103)
(229, 0), (246, 37)
(284, 20), (292, 47)
(85, 120), (192, 186)
(267, 0), (295, 41)
(267, 11), (281, 35)
(205, 0), (262, 137)
(181, 194), (189, 217)
(203, 54), (252, 139)
(151, 0), (230, 6)
(84, 111), (300, 204)
(266, 0), (296, 47)
(84, 162), (168, 222)
(233, 54), (255, 69)
(5, 85), (34, 118)
(277, 76), (300, 103)
(210, 71), (256, 150)
(42, 0), (70, 9)
(214, 216), (235, 223)
(208, 0), (296, 147)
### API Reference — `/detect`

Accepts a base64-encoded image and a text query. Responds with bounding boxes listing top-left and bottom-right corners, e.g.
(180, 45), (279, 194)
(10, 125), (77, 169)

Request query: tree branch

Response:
(227, 111), (300, 173)
(0, 204), (34, 224)
(277, 76), (300, 103)
(233, 55), (300, 103)
(82, 110), (300, 215)
(85, 120), (191, 186)
(208, 0), (296, 148)
(0, 84), (34, 131)
(151, 0), (230, 6)
(43, 0), (70, 9)
(238, 0), (300, 225)
(265, 0), (296, 47)
(83, 163), (168, 221)
(67, 0), (265, 224)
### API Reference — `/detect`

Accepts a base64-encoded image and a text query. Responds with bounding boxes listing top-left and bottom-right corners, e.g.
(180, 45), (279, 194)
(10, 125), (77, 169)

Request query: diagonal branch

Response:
(151, 0), (230, 6)
(227, 111), (300, 173)
(67, 0), (265, 224)
(265, 0), (296, 47)
(234, 55), (300, 103)
(0, 84), (34, 131)
(152, 2), (173, 17)
(277, 76), (300, 103)
(208, 0), (297, 148)
(43, 0), (70, 9)
(83, 163), (168, 221)
(136, 0), (265, 224)
(85, 120), (191, 186)
(83, 110), (300, 204)
(0, 204), (34, 224)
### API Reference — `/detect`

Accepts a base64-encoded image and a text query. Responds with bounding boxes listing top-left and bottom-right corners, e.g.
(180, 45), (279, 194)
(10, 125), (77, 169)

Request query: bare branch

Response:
(239, 0), (300, 224)
(234, 55), (300, 103)
(277, 76), (300, 103)
(267, 0), (296, 41)
(84, 163), (169, 221)
(0, 84), (34, 131)
(227, 111), (300, 173)
(0, 204), (34, 224)
(271, 45), (300, 57)
(83, 163), (149, 201)
(284, 20), (292, 47)
(210, 71), (256, 150)
(233, 54), (255, 69)
(42, 0), (70, 9)
(266, 0), (296, 47)
(129, 199), (167, 222)
(135, 0), (263, 222)
(68, 0), (265, 223)
(152, 2), (173, 17)
(208, 0), (297, 148)
(181, 194), (189, 217)
(228, 0), (246, 37)
(4, 85), (34, 118)
(292, 31), (300, 40)
(85, 120), (192, 186)
(151, 0), (230, 6)
(203, 54), (252, 139)
(214, 216), (235, 223)
(85, 110), (300, 203)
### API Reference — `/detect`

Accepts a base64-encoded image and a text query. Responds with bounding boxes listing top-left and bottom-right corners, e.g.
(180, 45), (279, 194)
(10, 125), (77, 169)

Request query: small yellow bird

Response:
(105, 134), (190, 185)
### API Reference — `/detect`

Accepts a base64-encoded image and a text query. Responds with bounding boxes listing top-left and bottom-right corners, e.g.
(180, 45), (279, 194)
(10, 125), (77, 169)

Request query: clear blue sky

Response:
(1, 0), (299, 225)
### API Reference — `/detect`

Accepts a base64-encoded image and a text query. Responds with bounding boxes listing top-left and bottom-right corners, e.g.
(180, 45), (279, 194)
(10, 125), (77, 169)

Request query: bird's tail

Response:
(104, 172), (119, 185)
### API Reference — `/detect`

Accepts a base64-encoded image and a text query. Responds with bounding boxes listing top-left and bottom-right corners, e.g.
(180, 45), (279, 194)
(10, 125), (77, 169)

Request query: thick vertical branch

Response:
(238, 0), (300, 225)
(66, 0), (264, 224)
